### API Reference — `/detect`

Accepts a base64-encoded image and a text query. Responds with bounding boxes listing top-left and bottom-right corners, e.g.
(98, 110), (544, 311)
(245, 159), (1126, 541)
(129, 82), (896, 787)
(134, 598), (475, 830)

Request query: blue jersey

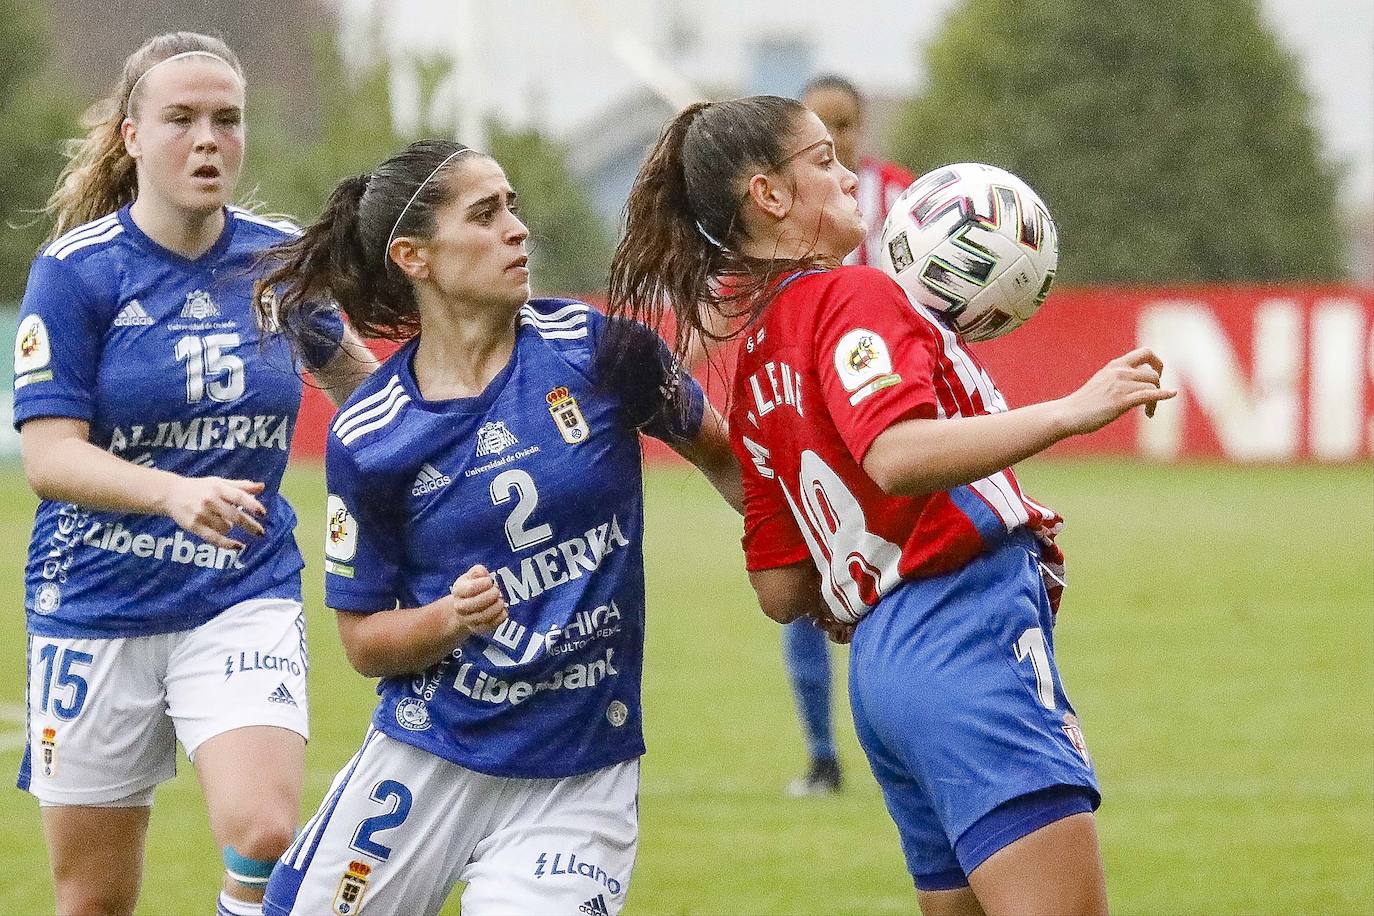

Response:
(323, 300), (703, 779)
(13, 205), (343, 638)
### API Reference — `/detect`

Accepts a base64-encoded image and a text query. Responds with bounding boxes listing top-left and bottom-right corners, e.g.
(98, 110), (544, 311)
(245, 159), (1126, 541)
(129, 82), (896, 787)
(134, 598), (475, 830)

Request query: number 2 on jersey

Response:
(490, 469), (553, 551)
(175, 333), (245, 404)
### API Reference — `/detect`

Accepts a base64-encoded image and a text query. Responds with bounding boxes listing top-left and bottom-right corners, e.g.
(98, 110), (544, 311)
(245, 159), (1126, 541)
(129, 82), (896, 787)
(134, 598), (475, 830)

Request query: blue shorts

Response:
(848, 531), (1100, 891)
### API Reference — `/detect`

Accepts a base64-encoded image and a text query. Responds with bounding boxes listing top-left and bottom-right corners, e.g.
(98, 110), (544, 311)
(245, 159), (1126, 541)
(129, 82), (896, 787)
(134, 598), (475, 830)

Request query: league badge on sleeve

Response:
(324, 495), (358, 578)
(547, 386), (589, 444)
(13, 314), (53, 388)
(332, 860), (371, 915)
(834, 328), (902, 406)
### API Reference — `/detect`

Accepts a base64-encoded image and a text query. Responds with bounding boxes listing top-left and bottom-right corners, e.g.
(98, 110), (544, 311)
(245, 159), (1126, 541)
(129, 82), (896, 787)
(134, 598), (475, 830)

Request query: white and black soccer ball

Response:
(878, 162), (1058, 342)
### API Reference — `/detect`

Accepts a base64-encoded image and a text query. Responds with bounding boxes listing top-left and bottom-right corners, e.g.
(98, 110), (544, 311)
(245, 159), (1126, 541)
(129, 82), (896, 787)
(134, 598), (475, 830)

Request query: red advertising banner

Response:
(292, 285), (1374, 464)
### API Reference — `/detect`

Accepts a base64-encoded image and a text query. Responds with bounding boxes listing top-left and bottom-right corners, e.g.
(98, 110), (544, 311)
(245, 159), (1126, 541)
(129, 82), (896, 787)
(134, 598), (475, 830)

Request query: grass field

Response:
(0, 459), (1368, 914)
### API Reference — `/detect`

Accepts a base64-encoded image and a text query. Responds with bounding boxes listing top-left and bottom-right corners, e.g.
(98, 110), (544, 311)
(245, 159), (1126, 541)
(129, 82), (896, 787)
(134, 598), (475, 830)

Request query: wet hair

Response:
(43, 32), (244, 241)
(801, 74), (864, 111)
(603, 95), (826, 424)
(255, 139), (484, 344)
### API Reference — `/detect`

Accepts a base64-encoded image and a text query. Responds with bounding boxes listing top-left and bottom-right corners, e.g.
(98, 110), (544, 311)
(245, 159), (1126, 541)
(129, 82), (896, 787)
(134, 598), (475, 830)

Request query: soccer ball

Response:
(877, 162), (1058, 342)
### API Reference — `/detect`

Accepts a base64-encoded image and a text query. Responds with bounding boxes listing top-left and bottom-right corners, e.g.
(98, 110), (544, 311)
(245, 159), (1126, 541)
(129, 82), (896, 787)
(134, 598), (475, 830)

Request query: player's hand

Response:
(160, 476), (267, 550)
(814, 610), (857, 645)
(1059, 347), (1176, 435)
(450, 564), (508, 638)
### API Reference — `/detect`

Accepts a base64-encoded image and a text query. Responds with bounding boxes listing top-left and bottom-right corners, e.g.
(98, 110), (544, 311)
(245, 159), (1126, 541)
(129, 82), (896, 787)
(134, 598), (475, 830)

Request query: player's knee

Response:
(55, 877), (138, 916)
(225, 815), (296, 866)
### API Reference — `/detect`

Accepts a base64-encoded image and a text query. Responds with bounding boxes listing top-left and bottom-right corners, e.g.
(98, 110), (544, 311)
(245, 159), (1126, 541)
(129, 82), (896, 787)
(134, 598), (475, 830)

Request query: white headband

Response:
(383, 146), (475, 268)
(129, 50), (242, 108)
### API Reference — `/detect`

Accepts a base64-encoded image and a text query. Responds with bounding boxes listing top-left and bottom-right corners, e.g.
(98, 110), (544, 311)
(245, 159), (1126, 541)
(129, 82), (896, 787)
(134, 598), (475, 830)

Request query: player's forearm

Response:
(335, 601), (465, 678)
(749, 563), (822, 624)
(312, 330), (380, 406)
(862, 401), (1072, 497)
(23, 430), (187, 516)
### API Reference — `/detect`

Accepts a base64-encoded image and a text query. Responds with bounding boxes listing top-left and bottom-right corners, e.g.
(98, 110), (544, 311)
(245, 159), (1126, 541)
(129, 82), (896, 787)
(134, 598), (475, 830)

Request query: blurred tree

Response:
(891, 0), (1345, 283)
(0, 0), (78, 301)
(488, 123), (614, 296)
(245, 32), (610, 296)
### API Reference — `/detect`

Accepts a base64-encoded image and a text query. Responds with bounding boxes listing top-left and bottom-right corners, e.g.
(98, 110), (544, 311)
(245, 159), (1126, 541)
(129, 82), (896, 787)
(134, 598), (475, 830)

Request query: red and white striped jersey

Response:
(729, 266), (1062, 624)
(845, 156), (917, 267)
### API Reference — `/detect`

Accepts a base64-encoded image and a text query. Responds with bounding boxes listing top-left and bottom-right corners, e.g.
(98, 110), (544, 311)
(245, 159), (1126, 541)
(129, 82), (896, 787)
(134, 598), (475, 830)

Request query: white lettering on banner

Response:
(1309, 300), (1366, 460)
(1137, 300), (1302, 460)
(1139, 298), (1374, 461)
(493, 516), (630, 607)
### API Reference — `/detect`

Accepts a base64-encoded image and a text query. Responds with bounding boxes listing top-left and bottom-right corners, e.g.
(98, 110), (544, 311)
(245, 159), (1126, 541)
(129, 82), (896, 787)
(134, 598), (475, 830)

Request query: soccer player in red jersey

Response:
(771, 75), (919, 797)
(607, 96), (1174, 915)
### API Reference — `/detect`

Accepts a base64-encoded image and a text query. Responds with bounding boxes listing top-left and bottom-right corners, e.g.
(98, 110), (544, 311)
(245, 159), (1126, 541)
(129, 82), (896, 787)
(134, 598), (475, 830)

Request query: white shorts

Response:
(268, 731), (638, 916)
(22, 597), (309, 807)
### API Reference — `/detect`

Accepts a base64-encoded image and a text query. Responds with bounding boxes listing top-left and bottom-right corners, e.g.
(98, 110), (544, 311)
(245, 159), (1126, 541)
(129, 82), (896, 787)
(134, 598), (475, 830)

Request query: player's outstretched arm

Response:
(21, 416), (267, 551)
(335, 564), (508, 678)
(863, 347), (1175, 497)
(671, 403), (743, 514)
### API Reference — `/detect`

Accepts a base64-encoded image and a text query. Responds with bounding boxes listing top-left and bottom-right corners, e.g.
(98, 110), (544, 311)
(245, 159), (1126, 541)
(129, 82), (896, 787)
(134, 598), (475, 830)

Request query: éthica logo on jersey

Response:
(411, 463), (452, 496)
(475, 420), (519, 457)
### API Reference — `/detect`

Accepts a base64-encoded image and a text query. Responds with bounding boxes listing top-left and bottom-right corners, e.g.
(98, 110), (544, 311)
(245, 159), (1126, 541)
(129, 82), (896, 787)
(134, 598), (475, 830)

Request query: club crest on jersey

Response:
(546, 386), (589, 445)
(180, 289), (220, 320)
(332, 860), (371, 915)
(476, 421), (519, 457)
(14, 314), (52, 381)
(324, 495), (357, 576)
(34, 582), (61, 615)
(834, 328), (901, 406)
(41, 727), (56, 777)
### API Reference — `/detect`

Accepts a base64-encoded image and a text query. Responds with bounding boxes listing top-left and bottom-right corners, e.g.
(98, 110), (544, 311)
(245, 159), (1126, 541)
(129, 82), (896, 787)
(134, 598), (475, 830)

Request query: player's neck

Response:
(129, 196), (226, 259)
(413, 307), (517, 401)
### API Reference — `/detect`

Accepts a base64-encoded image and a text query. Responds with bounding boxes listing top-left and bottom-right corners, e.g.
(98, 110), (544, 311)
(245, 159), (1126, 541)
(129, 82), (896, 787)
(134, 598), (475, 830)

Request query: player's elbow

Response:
(335, 611), (392, 678)
(749, 566), (818, 625)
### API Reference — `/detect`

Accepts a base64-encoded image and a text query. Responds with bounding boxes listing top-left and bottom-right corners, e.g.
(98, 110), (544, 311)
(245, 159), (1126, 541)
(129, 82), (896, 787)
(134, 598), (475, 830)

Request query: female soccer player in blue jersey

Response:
(14, 32), (377, 916)
(253, 139), (740, 915)
(607, 97), (1174, 915)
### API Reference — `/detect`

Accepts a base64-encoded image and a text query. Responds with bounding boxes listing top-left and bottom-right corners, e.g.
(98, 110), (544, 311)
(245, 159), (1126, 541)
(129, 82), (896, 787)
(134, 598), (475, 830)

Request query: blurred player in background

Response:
(608, 95), (1174, 914)
(13, 31), (378, 916)
(255, 139), (740, 915)
(772, 74), (920, 797)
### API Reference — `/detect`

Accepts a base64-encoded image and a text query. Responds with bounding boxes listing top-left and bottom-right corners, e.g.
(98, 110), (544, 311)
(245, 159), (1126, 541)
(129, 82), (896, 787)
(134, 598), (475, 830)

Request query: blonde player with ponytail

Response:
(15, 32), (375, 916)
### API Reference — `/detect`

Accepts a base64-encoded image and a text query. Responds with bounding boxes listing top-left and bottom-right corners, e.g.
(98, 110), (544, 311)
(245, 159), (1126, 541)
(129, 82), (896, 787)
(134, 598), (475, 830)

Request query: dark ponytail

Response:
(256, 139), (481, 346)
(602, 95), (820, 424)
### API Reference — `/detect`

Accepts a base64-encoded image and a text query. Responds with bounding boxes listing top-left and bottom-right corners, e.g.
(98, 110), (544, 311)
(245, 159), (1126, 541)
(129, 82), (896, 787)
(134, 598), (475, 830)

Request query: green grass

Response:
(0, 460), (1369, 914)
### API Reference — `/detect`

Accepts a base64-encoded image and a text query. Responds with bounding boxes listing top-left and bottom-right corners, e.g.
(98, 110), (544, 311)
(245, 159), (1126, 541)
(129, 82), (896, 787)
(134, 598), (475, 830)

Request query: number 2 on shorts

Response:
(349, 779), (414, 861)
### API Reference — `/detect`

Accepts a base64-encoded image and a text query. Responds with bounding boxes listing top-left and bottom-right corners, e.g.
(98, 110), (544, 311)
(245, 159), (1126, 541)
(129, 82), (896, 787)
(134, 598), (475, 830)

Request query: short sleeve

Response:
(593, 314), (705, 445)
(293, 303), (346, 371)
(733, 427), (811, 572)
(323, 441), (404, 612)
(12, 256), (103, 429)
(813, 268), (942, 464)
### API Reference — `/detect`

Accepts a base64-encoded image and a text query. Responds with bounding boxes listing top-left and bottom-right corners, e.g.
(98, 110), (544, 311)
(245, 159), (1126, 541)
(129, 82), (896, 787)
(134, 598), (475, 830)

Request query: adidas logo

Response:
(579, 895), (610, 916)
(267, 682), (297, 706)
(113, 299), (154, 327)
(411, 463), (453, 496)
